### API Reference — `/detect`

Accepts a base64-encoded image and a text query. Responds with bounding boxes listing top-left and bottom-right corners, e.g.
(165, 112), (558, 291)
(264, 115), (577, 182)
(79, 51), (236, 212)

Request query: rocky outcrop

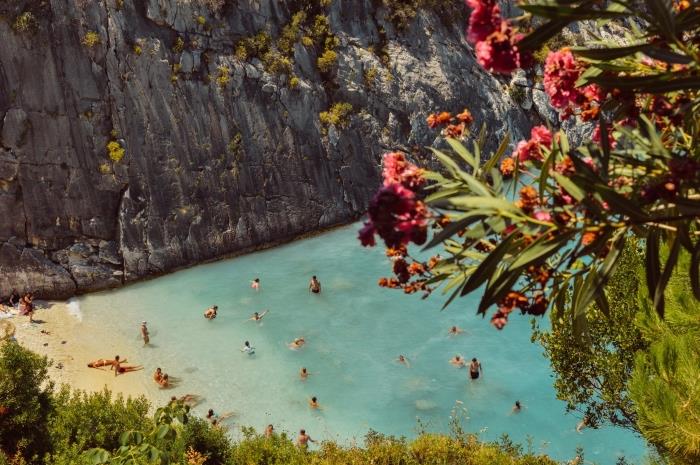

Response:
(0, 0), (534, 299)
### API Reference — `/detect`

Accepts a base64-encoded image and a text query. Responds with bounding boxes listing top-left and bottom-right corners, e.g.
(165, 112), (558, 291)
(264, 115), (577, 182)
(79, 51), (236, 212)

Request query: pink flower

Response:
(382, 152), (425, 191)
(530, 125), (552, 147)
(512, 139), (542, 162)
(363, 183), (428, 249)
(533, 209), (552, 222)
(543, 49), (582, 109)
(466, 0), (501, 44)
(475, 22), (522, 74)
(358, 222), (376, 247)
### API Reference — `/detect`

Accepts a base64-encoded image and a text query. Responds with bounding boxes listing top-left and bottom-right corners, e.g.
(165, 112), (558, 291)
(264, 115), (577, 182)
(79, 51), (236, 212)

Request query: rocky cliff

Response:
(0, 0), (535, 299)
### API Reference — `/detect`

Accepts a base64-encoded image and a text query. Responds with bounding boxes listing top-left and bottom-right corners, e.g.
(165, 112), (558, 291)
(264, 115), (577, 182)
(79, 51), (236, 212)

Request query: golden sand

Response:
(9, 302), (152, 400)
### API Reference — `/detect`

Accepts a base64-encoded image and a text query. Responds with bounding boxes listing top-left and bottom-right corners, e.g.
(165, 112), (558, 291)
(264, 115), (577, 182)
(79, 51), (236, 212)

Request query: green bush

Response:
(319, 102), (353, 129)
(235, 32), (271, 61)
(262, 50), (292, 75)
(0, 342), (53, 462)
(317, 49), (337, 73)
(12, 11), (37, 33)
(81, 31), (101, 48)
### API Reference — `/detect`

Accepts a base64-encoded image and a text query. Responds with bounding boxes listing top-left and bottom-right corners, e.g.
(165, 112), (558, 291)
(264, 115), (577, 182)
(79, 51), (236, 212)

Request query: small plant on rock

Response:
(216, 65), (231, 88)
(12, 11), (37, 33)
(82, 31), (101, 48)
(319, 102), (353, 129)
(106, 140), (125, 163)
(317, 49), (337, 73)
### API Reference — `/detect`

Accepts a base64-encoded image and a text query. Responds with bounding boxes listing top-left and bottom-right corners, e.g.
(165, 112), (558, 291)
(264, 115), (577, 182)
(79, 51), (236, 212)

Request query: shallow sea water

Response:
(76, 224), (645, 464)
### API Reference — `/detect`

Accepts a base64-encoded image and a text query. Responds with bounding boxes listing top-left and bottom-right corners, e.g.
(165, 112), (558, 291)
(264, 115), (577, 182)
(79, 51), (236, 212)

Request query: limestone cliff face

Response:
(0, 0), (534, 299)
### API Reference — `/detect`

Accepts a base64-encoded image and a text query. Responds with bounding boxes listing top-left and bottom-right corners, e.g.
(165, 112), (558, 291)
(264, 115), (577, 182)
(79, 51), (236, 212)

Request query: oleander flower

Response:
(500, 156), (515, 177)
(475, 22), (523, 74)
(456, 109), (474, 125)
(543, 49), (582, 109)
(363, 183), (428, 249)
(427, 112), (452, 128)
(382, 152), (425, 191)
(530, 125), (552, 147)
(466, 0), (501, 44)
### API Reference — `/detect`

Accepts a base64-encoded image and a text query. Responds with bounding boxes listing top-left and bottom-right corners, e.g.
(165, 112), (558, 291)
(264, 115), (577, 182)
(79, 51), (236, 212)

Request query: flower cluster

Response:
(427, 109), (474, 138)
(500, 125), (553, 176)
(543, 49), (604, 121)
(359, 153), (428, 249)
(466, 0), (531, 74)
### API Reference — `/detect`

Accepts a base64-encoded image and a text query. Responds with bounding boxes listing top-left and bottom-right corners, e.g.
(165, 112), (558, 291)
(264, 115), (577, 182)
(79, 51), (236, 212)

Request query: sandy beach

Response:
(6, 301), (154, 401)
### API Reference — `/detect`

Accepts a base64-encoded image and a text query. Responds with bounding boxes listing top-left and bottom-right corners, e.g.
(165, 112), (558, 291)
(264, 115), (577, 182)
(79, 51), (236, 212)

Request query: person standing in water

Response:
(251, 278), (260, 291)
(308, 276), (321, 294)
(448, 325), (464, 336)
(469, 357), (482, 380)
(512, 400), (522, 413)
(204, 305), (218, 319)
(396, 355), (410, 367)
(241, 341), (255, 355)
(299, 367), (310, 380)
(265, 424), (274, 437)
(309, 396), (320, 409)
(141, 321), (150, 346)
(296, 429), (315, 448)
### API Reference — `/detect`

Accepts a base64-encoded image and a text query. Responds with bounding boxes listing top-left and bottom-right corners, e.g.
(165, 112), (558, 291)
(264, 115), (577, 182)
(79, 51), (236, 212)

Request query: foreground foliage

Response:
(0, 342), (569, 465)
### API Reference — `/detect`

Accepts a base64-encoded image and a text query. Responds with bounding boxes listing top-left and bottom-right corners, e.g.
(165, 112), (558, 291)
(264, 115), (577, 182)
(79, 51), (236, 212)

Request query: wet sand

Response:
(8, 301), (152, 400)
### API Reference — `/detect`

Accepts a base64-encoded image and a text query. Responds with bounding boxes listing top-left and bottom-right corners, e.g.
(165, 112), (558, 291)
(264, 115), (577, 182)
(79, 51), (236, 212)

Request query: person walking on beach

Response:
(141, 321), (150, 346)
(296, 429), (315, 448)
(19, 293), (34, 322)
(309, 276), (321, 294)
(469, 357), (482, 380)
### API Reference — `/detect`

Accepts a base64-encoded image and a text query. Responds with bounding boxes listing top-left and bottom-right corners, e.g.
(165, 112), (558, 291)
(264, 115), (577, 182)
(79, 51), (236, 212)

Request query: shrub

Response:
(106, 140), (125, 162)
(173, 36), (185, 53)
(364, 66), (378, 88)
(289, 75), (300, 89)
(133, 44), (142, 55)
(319, 102), (353, 129)
(235, 31), (272, 61)
(317, 49), (337, 73)
(0, 342), (53, 461)
(278, 11), (307, 55)
(81, 31), (101, 48)
(227, 133), (242, 153)
(301, 36), (314, 47)
(12, 12), (37, 33)
(196, 15), (206, 26)
(262, 50), (292, 75)
(216, 65), (231, 87)
(98, 163), (111, 174)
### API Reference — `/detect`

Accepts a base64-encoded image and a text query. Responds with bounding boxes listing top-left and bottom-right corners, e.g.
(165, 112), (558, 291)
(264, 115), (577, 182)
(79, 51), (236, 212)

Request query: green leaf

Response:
(552, 172), (585, 202)
(446, 137), (478, 173)
(644, 0), (675, 40)
(422, 212), (487, 250)
(441, 274), (466, 310)
(477, 271), (521, 315)
(480, 132), (510, 180)
(653, 233), (680, 319)
(85, 448), (111, 465)
(446, 196), (519, 213)
(690, 242), (700, 300)
(573, 43), (649, 60)
(517, 17), (572, 51)
(461, 233), (521, 297)
(509, 230), (574, 270)
(646, 228), (661, 308)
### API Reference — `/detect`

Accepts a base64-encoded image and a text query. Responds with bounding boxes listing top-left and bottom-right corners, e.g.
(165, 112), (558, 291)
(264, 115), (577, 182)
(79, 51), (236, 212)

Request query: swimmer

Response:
(309, 396), (320, 409)
(141, 321), (150, 345)
(248, 310), (268, 321)
(206, 409), (233, 424)
(241, 341), (255, 355)
(153, 367), (163, 383)
(158, 374), (170, 388)
(289, 337), (306, 350)
(265, 424), (274, 438)
(296, 429), (315, 447)
(450, 355), (466, 368)
(309, 276), (321, 294)
(448, 325), (464, 336)
(299, 367), (310, 380)
(469, 358), (482, 380)
(396, 355), (410, 367)
(576, 415), (589, 433)
(512, 400), (522, 413)
(251, 278), (260, 291)
(204, 305), (218, 320)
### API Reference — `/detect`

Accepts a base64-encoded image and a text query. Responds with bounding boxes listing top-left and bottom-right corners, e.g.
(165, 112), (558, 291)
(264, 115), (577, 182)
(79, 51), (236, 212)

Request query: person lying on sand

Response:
(204, 305), (218, 320)
(288, 337), (305, 349)
(450, 355), (466, 368)
(87, 357), (127, 369)
(248, 310), (268, 321)
(396, 355), (410, 367)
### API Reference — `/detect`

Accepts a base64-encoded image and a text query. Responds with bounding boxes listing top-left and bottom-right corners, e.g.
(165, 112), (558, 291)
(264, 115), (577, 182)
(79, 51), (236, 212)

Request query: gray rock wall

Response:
(0, 0), (534, 299)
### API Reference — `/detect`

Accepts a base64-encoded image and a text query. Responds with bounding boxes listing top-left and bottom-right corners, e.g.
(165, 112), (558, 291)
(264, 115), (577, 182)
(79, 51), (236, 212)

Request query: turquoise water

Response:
(76, 225), (645, 464)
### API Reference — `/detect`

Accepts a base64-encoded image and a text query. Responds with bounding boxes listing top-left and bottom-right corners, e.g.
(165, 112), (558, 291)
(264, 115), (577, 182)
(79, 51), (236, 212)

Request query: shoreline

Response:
(9, 302), (154, 401)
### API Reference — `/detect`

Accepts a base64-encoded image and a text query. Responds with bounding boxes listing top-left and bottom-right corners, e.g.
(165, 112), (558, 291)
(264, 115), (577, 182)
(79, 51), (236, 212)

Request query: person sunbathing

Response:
(87, 357), (126, 369)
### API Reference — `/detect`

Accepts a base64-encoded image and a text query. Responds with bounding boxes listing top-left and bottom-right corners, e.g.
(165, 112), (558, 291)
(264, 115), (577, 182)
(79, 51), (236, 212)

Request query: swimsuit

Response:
(311, 288), (320, 294)
(470, 367), (479, 379)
